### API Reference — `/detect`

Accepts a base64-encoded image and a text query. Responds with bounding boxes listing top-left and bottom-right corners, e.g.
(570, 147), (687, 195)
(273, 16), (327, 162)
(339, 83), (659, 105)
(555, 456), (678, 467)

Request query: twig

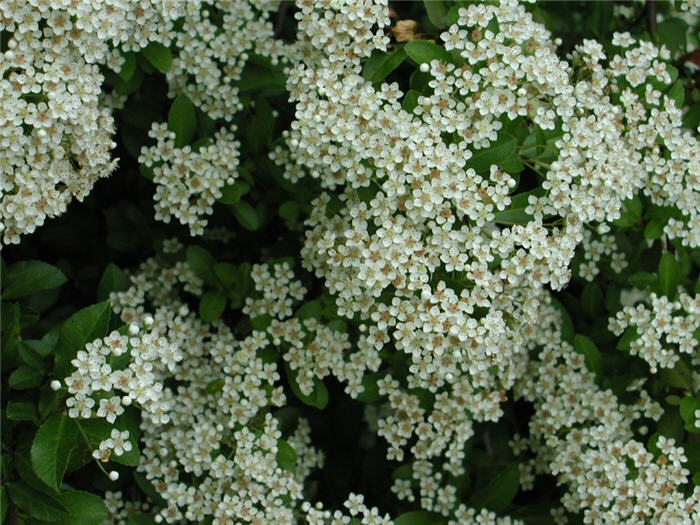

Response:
(646, 0), (657, 37)
(275, 2), (289, 38)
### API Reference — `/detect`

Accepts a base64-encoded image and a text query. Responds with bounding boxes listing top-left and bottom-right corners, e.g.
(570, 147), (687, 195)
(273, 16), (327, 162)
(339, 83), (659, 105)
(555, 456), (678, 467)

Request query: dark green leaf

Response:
(493, 208), (532, 225)
(644, 217), (667, 240)
(616, 326), (639, 351)
(218, 181), (250, 205)
(404, 40), (453, 65)
(628, 271), (656, 287)
(278, 201), (300, 221)
(466, 134), (516, 173)
(660, 358), (694, 391)
(199, 291), (227, 323)
(231, 201), (260, 231)
(658, 252), (679, 298)
(8, 366), (42, 390)
(295, 300), (322, 320)
(656, 18), (688, 55)
(363, 49), (406, 84)
(97, 263), (130, 302)
(424, 0), (448, 28)
(7, 482), (67, 522)
(6, 401), (37, 422)
(30, 413), (79, 491)
(186, 245), (219, 286)
(141, 42), (172, 73)
(46, 490), (109, 525)
(574, 334), (603, 376)
(469, 464), (519, 512)
(167, 93), (197, 148)
(285, 363), (329, 410)
(581, 282), (604, 317)
(667, 81), (684, 107)
(55, 302), (111, 378)
(402, 90), (421, 113)
(276, 440), (297, 472)
(118, 52), (136, 81)
(395, 511), (445, 525)
(3, 261), (67, 300)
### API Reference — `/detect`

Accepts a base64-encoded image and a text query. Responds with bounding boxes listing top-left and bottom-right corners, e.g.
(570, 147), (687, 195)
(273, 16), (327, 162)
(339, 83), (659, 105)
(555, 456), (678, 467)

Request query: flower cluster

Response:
(576, 229), (627, 281)
(514, 300), (698, 524)
(108, 251), (322, 524)
(64, 323), (181, 425)
(0, 0), (117, 244)
(609, 291), (700, 373)
(139, 123), (240, 235)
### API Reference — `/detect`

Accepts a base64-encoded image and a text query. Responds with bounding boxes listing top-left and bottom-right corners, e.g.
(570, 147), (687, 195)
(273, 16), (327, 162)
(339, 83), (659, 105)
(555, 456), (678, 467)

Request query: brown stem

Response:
(646, 0), (657, 36)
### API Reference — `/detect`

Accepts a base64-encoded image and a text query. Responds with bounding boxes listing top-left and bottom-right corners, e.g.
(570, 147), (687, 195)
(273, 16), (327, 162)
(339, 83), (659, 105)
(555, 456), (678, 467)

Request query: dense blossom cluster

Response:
(139, 124), (241, 235)
(609, 291), (700, 373)
(577, 229), (627, 281)
(108, 251), (324, 524)
(515, 301), (698, 524)
(14, 0), (696, 522)
(0, 0), (119, 244)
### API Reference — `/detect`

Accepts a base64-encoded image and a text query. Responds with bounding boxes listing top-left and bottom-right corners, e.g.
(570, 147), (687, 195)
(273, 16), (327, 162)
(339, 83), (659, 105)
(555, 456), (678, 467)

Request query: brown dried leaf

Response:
(392, 20), (419, 43)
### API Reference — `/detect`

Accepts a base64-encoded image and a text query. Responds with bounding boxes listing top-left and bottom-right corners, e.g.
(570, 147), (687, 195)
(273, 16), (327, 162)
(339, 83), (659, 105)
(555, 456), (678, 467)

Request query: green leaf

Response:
(656, 18), (688, 55)
(213, 263), (237, 290)
(644, 217), (667, 240)
(660, 358), (694, 391)
(278, 201), (300, 221)
(658, 252), (679, 298)
(199, 291), (227, 323)
(97, 263), (130, 302)
(466, 134), (517, 173)
(127, 513), (159, 525)
(285, 363), (329, 410)
(424, 0), (448, 28)
(363, 49), (406, 84)
(250, 314), (272, 331)
(574, 334), (603, 376)
(141, 41), (172, 73)
(680, 396), (699, 422)
(628, 271), (656, 288)
(616, 326), (639, 351)
(55, 302), (111, 378)
(614, 196), (642, 228)
(46, 490), (109, 525)
(247, 97), (274, 155)
(581, 282), (604, 317)
(295, 300), (322, 320)
(404, 40), (453, 65)
(6, 401), (37, 422)
(118, 52), (136, 81)
(356, 373), (382, 403)
(0, 486), (6, 524)
(493, 208), (532, 225)
(395, 511), (445, 525)
(3, 261), (67, 300)
(19, 344), (44, 370)
(8, 366), (42, 389)
(469, 464), (519, 512)
(402, 89), (421, 113)
(218, 181), (250, 205)
(7, 482), (68, 522)
(231, 201), (260, 231)
(168, 93), (197, 148)
(276, 440), (297, 472)
(667, 81), (684, 107)
(186, 245), (219, 286)
(30, 414), (79, 491)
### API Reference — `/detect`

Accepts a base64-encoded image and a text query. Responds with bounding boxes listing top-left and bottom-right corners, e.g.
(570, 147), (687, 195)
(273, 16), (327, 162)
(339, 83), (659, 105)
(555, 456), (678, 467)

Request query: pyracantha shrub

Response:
(1, 1), (700, 525)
